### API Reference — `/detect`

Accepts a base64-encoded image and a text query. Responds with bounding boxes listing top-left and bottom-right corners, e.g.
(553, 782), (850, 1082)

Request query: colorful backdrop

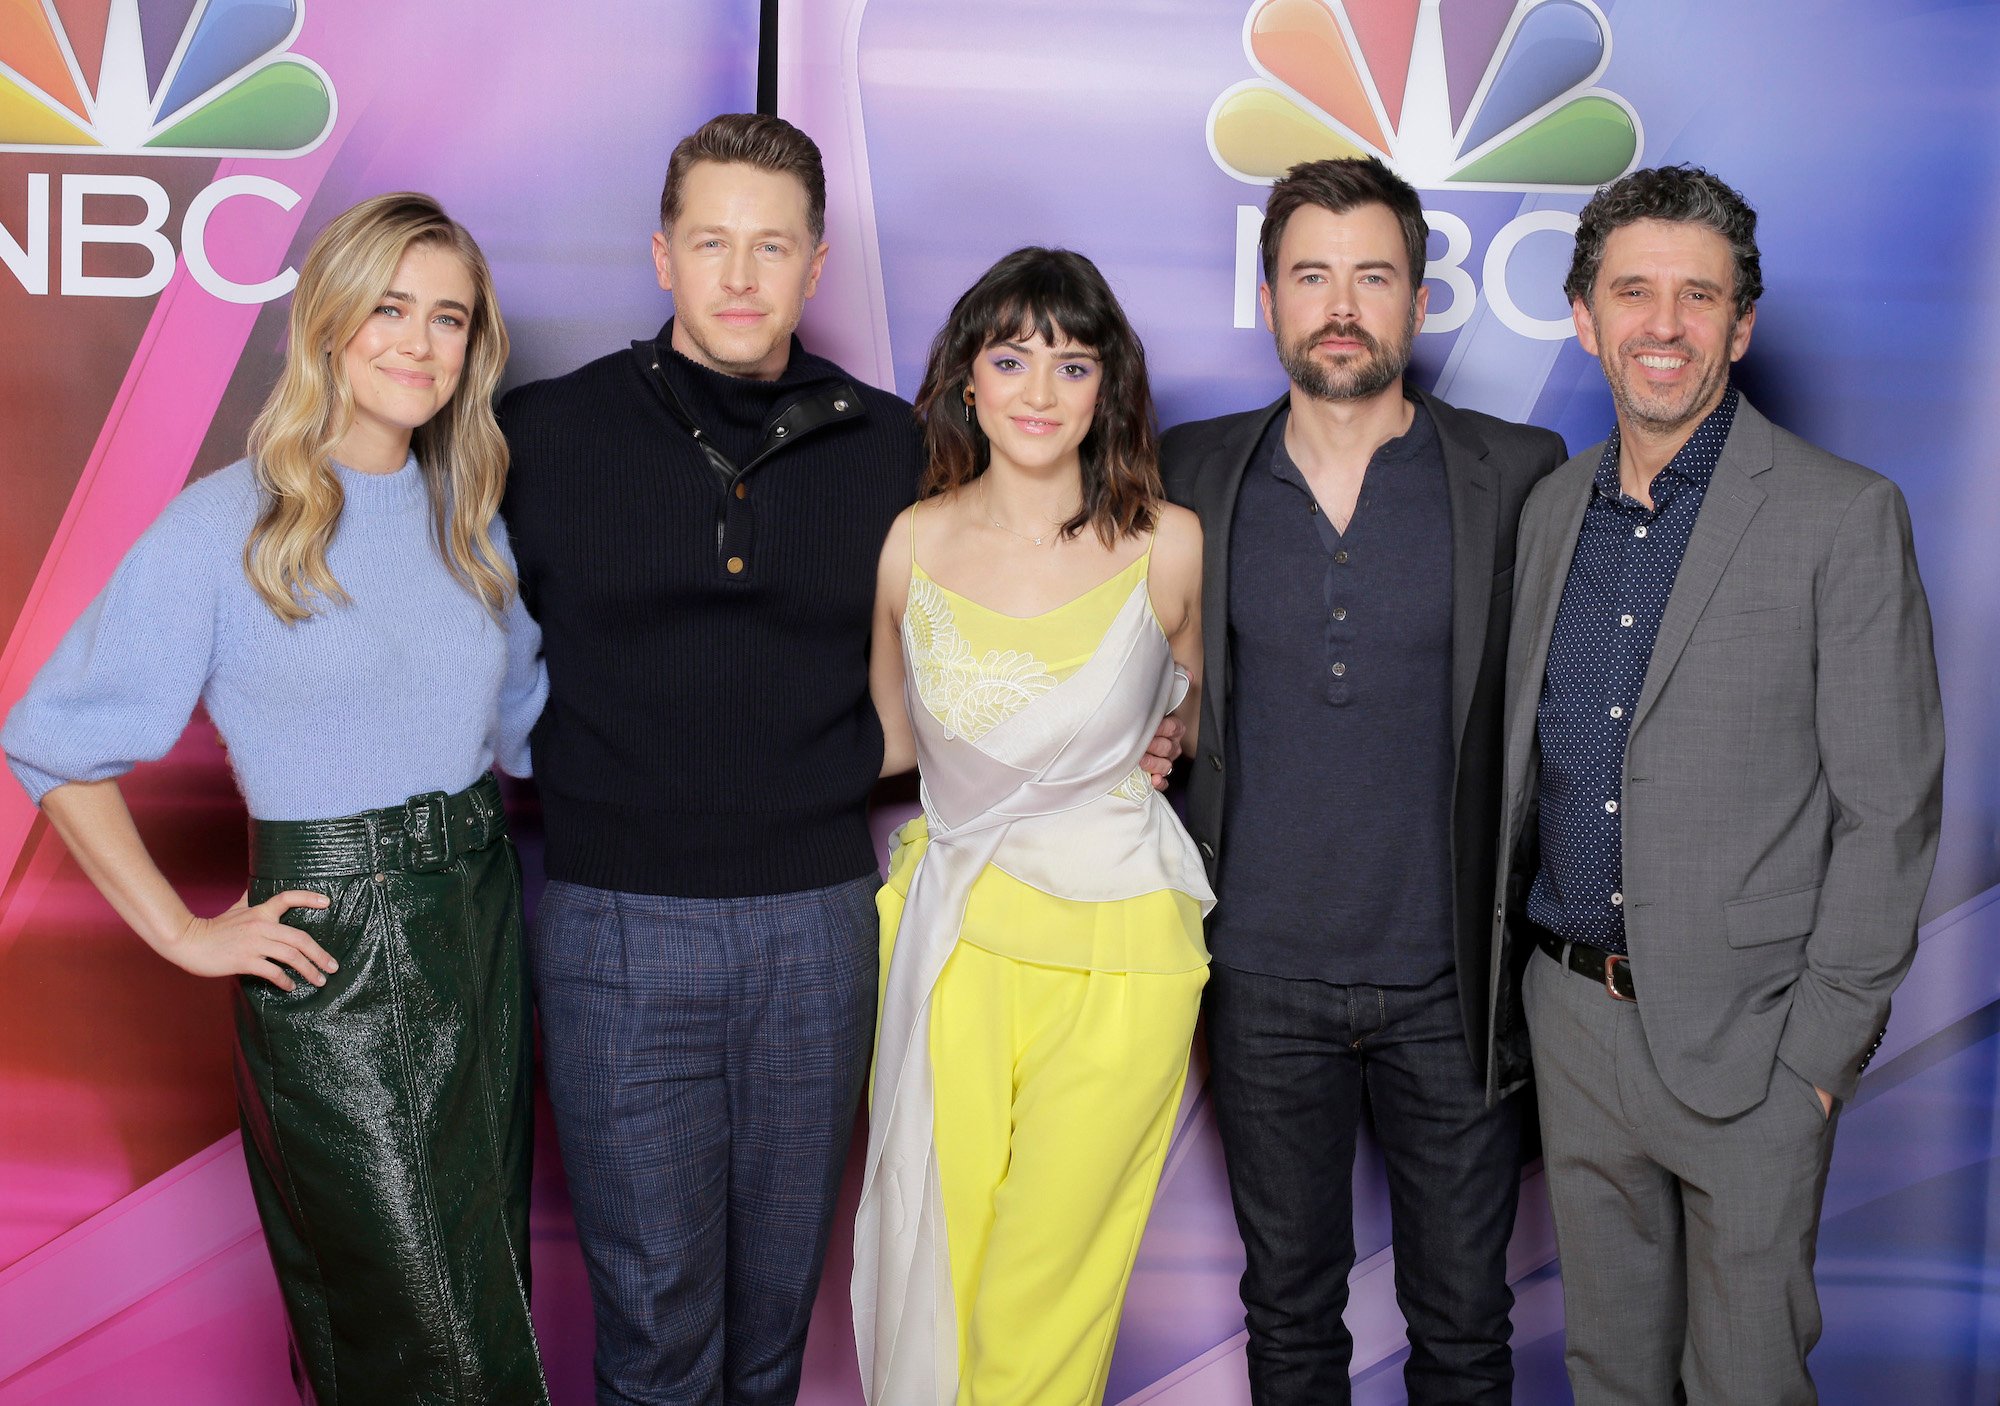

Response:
(2, 2), (1996, 1402)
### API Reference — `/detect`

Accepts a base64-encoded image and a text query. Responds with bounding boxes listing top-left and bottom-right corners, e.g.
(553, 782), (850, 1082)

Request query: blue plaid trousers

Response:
(531, 874), (879, 1406)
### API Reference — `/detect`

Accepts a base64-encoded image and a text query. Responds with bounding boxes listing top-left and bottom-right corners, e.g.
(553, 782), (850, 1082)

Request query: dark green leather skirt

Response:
(235, 774), (549, 1404)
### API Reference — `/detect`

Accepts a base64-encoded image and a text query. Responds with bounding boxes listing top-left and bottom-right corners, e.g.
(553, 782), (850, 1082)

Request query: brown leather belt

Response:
(1534, 924), (1637, 1002)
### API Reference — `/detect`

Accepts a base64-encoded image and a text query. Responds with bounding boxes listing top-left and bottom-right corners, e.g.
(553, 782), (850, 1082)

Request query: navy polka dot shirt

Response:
(1528, 387), (1739, 953)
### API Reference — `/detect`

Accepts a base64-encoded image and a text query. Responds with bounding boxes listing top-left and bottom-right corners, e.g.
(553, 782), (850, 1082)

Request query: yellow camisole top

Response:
(880, 551), (1209, 975)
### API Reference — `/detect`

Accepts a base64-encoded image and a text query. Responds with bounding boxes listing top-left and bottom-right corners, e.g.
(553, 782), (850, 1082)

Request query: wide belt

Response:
(1534, 923), (1637, 1002)
(250, 773), (507, 879)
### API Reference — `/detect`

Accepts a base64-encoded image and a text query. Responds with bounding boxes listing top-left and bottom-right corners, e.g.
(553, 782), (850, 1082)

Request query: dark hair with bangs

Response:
(914, 247), (1160, 547)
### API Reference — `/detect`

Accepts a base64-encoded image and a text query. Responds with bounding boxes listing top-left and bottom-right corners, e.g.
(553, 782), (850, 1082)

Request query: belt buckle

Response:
(1603, 953), (1636, 1002)
(400, 791), (451, 872)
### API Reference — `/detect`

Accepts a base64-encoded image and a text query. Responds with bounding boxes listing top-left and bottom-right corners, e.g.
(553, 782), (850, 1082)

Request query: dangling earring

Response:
(962, 384), (975, 424)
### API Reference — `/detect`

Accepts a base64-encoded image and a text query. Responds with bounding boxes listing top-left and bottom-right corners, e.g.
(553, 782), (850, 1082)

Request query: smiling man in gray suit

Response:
(1491, 166), (1944, 1403)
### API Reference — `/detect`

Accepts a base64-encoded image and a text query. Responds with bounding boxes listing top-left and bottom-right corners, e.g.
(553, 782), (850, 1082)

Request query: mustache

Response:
(1299, 320), (1383, 355)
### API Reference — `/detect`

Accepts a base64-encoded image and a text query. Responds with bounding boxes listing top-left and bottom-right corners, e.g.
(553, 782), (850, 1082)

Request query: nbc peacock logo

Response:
(1208, 0), (1640, 191)
(0, 0), (335, 158)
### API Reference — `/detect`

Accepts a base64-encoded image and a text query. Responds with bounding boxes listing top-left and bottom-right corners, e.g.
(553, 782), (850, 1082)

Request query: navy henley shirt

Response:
(1212, 400), (1456, 986)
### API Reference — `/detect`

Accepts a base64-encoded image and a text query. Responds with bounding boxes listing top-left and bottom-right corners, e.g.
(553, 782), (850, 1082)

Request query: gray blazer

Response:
(1488, 394), (1944, 1115)
(1161, 387), (1565, 1082)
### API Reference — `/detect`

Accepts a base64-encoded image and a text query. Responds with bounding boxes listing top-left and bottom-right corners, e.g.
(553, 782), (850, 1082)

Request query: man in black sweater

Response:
(1161, 159), (1565, 1405)
(499, 115), (920, 1406)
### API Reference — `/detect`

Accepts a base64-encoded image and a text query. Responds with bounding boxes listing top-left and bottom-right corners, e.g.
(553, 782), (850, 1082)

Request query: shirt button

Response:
(1331, 662), (1347, 677)
(726, 556), (746, 574)
(1611, 891), (1625, 906)
(1332, 607), (1347, 621)
(1334, 551), (1349, 565)
(1309, 501), (1320, 515)
(1605, 800), (1619, 814)
(1635, 526), (1648, 538)
(1610, 706), (1624, 719)
(1620, 613), (1634, 627)
(734, 482), (748, 499)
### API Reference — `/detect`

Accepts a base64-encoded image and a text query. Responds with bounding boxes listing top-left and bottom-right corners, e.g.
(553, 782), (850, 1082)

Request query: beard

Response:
(1275, 302), (1418, 402)
(1601, 332), (1735, 441)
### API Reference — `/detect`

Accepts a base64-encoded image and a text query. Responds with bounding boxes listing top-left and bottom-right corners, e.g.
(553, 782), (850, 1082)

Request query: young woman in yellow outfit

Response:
(852, 248), (1212, 1406)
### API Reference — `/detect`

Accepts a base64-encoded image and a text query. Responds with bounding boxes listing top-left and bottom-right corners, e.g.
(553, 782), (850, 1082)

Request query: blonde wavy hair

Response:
(244, 192), (513, 622)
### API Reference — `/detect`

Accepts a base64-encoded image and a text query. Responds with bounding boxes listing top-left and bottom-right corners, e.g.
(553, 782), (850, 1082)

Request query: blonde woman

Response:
(855, 248), (1211, 1405)
(1, 194), (549, 1403)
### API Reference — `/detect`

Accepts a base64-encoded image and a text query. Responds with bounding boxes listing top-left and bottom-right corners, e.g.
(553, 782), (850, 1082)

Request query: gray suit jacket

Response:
(1162, 387), (1565, 1081)
(1489, 394), (1944, 1115)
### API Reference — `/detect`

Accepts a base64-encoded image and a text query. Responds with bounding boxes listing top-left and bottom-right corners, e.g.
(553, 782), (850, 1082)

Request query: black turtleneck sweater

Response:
(498, 322), (922, 897)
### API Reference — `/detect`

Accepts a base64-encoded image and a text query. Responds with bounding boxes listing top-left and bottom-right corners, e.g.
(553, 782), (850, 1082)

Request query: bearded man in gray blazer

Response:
(1490, 165), (1944, 1404)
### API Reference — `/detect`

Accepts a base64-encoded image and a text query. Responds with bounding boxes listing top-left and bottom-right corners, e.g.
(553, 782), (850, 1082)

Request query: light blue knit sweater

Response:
(2, 456), (546, 821)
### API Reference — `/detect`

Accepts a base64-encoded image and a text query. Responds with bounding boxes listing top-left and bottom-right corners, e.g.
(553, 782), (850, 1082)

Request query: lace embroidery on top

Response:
(1109, 768), (1154, 804)
(907, 577), (1058, 740)
(907, 576), (1155, 800)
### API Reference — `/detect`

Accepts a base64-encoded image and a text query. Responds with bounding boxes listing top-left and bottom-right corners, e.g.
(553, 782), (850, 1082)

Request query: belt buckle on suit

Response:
(1532, 924), (1640, 1002)
(1603, 952), (1636, 1002)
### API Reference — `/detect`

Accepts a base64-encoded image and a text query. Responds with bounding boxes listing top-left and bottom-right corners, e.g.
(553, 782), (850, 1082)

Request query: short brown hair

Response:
(1260, 157), (1427, 293)
(659, 113), (827, 241)
(915, 248), (1160, 548)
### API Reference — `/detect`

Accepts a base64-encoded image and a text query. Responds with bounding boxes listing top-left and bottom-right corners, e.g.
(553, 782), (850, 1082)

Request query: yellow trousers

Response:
(929, 941), (1206, 1406)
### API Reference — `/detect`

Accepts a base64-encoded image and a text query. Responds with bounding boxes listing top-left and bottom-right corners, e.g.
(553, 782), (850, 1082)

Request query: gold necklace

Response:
(981, 478), (1075, 547)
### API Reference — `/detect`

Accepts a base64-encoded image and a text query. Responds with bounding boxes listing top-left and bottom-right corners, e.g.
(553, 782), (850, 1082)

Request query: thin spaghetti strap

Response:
(1138, 516), (1167, 626)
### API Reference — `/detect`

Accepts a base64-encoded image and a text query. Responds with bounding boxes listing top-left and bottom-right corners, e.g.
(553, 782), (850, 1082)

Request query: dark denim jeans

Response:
(1205, 962), (1521, 1406)
(531, 874), (879, 1406)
